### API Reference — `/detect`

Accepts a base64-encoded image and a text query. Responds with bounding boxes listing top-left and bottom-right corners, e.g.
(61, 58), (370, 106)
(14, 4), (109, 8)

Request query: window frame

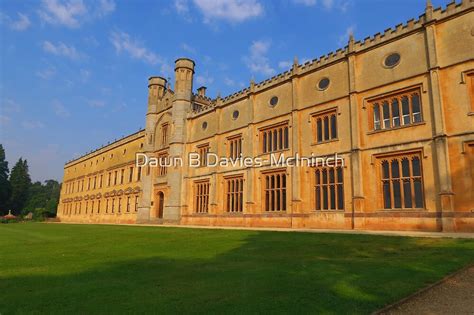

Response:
(259, 122), (290, 154)
(367, 86), (423, 132)
(227, 134), (243, 160)
(194, 179), (210, 213)
(224, 175), (244, 213)
(313, 165), (344, 211)
(375, 150), (425, 210)
(311, 108), (338, 145)
(261, 169), (287, 212)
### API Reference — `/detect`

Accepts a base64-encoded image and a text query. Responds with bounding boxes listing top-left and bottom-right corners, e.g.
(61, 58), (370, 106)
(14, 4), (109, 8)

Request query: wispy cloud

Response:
(109, 31), (160, 65)
(42, 41), (85, 60)
(278, 60), (292, 69)
(224, 77), (235, 87)
(38, 0), (115, 28)
(80, 69), (90, 82)
(196, 72), (214, 86)
(22, 120), (45, 129)
(1, 98), (22, 113)
(181, 43), (196, 54)
(176, 0), (264, 23)
(338, 24), (355, 46)
(0, 115), (10, 125)
(52, 100), (70, 117)
(243, 40), (275, 77)
(36, 66), (57, 79)
(88, 99), (106, 108)
(1, 12), (31, 31)
(293, 0), (350, 11)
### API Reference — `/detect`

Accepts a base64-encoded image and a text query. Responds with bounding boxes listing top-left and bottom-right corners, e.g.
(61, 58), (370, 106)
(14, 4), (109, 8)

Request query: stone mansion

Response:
(58, 1), (474, 232)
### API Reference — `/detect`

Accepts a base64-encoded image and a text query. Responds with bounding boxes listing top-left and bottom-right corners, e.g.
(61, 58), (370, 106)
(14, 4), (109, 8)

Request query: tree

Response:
(9, 158), (31, 215)
(24, 179), (61, 217)
(0, 144), (11, 215)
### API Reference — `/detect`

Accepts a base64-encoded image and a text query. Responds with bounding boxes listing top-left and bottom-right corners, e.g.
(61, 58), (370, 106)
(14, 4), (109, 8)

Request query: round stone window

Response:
(384, 53), (401, 68)
(318, 77), (330, 91)
(269, 96), (279, 107)
(232, 110), (239, 120)
(202, 121), (208, 130)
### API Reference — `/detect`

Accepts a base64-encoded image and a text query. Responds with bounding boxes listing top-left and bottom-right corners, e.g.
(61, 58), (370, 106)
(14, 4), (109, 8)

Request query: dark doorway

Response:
(157, 192), (164, 219)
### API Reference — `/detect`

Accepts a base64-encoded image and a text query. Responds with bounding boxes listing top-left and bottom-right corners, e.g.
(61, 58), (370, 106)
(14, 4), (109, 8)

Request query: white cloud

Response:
(1, 99), (22, 113)
(88, 99), (106, 108)
(175, 0), (189, 15)
(52, 100), (70, 117)
(181, 43), (196, 54)
(278, 60), (292, 69)
(96, 0), (115, 17)
(189, 0), (263, 23)
(36, 66), (57, 79)
(38, 0), (87, 28)
(1, 12), (31, 31)
(196, 73), (214, 86)
(80, 69), (90, 82)
(0, 115), (11, 125)
(38, 0), (115, 28)
(110, 31), (161, 65)
(22, 120), (45, 129)
(12, 13), (31, 31)
(293, 0), (350, 11)
(224, 77), (235, 87)
(243, 40), (275, 77)
(293, 0), (316, 6)
(338, 25), (355, 46)
(42, 41), (84, 60)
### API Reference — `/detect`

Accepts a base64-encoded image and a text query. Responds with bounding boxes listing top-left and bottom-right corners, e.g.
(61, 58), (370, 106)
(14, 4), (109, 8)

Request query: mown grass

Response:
(1, 223), (473, 314)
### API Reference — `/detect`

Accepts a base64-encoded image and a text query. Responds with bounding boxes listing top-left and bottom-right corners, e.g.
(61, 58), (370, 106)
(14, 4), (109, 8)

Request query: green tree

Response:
(24, 179), (61, 217)
(0, 144), (11, 215)
(9, 158), (31, 215)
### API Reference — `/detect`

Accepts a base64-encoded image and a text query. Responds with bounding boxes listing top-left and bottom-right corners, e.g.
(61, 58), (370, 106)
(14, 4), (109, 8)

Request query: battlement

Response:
(187, 0), (472, 118)
(64, 129), (145, 167)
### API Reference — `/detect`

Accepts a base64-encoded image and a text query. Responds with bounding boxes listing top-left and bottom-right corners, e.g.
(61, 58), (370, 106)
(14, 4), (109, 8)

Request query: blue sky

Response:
(0, 0), (444, 182)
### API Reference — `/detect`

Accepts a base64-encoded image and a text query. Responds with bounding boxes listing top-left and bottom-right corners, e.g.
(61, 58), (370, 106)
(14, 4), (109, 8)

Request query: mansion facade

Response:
(58, 1), (474, 232)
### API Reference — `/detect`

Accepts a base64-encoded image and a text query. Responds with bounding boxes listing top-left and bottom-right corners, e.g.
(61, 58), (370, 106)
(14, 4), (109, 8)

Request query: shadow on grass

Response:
(1, 228), (473, 314)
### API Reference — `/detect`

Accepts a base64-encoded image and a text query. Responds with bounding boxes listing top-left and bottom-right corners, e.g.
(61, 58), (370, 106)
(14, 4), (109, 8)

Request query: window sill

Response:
(311, 138), (339, 146)
(376, 208), (426, 212)
(257, 148), (291, 158)
(312, 209), (344, 213)
(367, 121), (426, 135)
(468, 112), (474, 116)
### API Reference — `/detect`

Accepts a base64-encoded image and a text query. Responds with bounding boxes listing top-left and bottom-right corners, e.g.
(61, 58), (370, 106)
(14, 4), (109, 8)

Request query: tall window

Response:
(99, 175), (103, 188)
(161, 123), (169, 146)
(158, 153), (168, 176)
(118, 197), (122, 213)
(108, 172), (111, 187)
(129, 167), (134, 183)
(134, 196), (139, 212)
(91, 201), (94, 214)
(194, 180), (210, 213)
(114, 171), (118, 185)
(197, 144), (210, 166)
(225, 176), (244, 212)
(263, 171), (287, 211)
(106, 198), (109, 213)
(227, 135), (242, 160)
(111, 198), (115, 213)
(126, 196), (131, 212)
(120, 169), (124, 184)
(379, 153), (424, 209)
(371, 88), (422, 131)
(97, 200), (101, 214)
(314, 110), (337, 143)
(88, 178), (91, 190)
(137, 167), (142, 181)
(314, 166), (344, 211)
(467, 72), (474, 112)
(261, 123), (289, 153)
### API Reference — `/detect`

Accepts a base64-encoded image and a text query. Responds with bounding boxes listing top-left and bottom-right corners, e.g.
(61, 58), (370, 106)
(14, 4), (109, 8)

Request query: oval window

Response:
(202, 122), (208, 130)
(232, 110), (239, 120)
(318, 78), (330, 90)
(269, 96), (279, 107)
(384, 53), (401, 68)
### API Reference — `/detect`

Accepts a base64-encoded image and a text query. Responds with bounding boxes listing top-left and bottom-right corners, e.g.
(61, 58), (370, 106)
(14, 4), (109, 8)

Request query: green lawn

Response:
(1, 223), (473, 314)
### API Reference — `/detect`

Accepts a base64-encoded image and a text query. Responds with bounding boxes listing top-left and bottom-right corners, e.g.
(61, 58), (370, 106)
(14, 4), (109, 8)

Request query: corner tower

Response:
(165, 58), (195, 222)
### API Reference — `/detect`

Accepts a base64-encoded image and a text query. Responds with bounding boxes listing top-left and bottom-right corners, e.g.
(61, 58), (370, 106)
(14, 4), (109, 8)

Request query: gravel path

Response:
(381, 266), (474, 315)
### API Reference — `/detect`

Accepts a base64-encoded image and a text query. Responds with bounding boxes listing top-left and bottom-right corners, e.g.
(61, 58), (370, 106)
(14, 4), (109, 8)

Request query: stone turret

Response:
(147, 76), (167, 110)
(174, 58), (195, 102)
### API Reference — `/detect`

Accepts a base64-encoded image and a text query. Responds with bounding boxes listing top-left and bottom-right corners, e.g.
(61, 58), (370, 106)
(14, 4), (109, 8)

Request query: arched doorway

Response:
(157, 191), (164, 219)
